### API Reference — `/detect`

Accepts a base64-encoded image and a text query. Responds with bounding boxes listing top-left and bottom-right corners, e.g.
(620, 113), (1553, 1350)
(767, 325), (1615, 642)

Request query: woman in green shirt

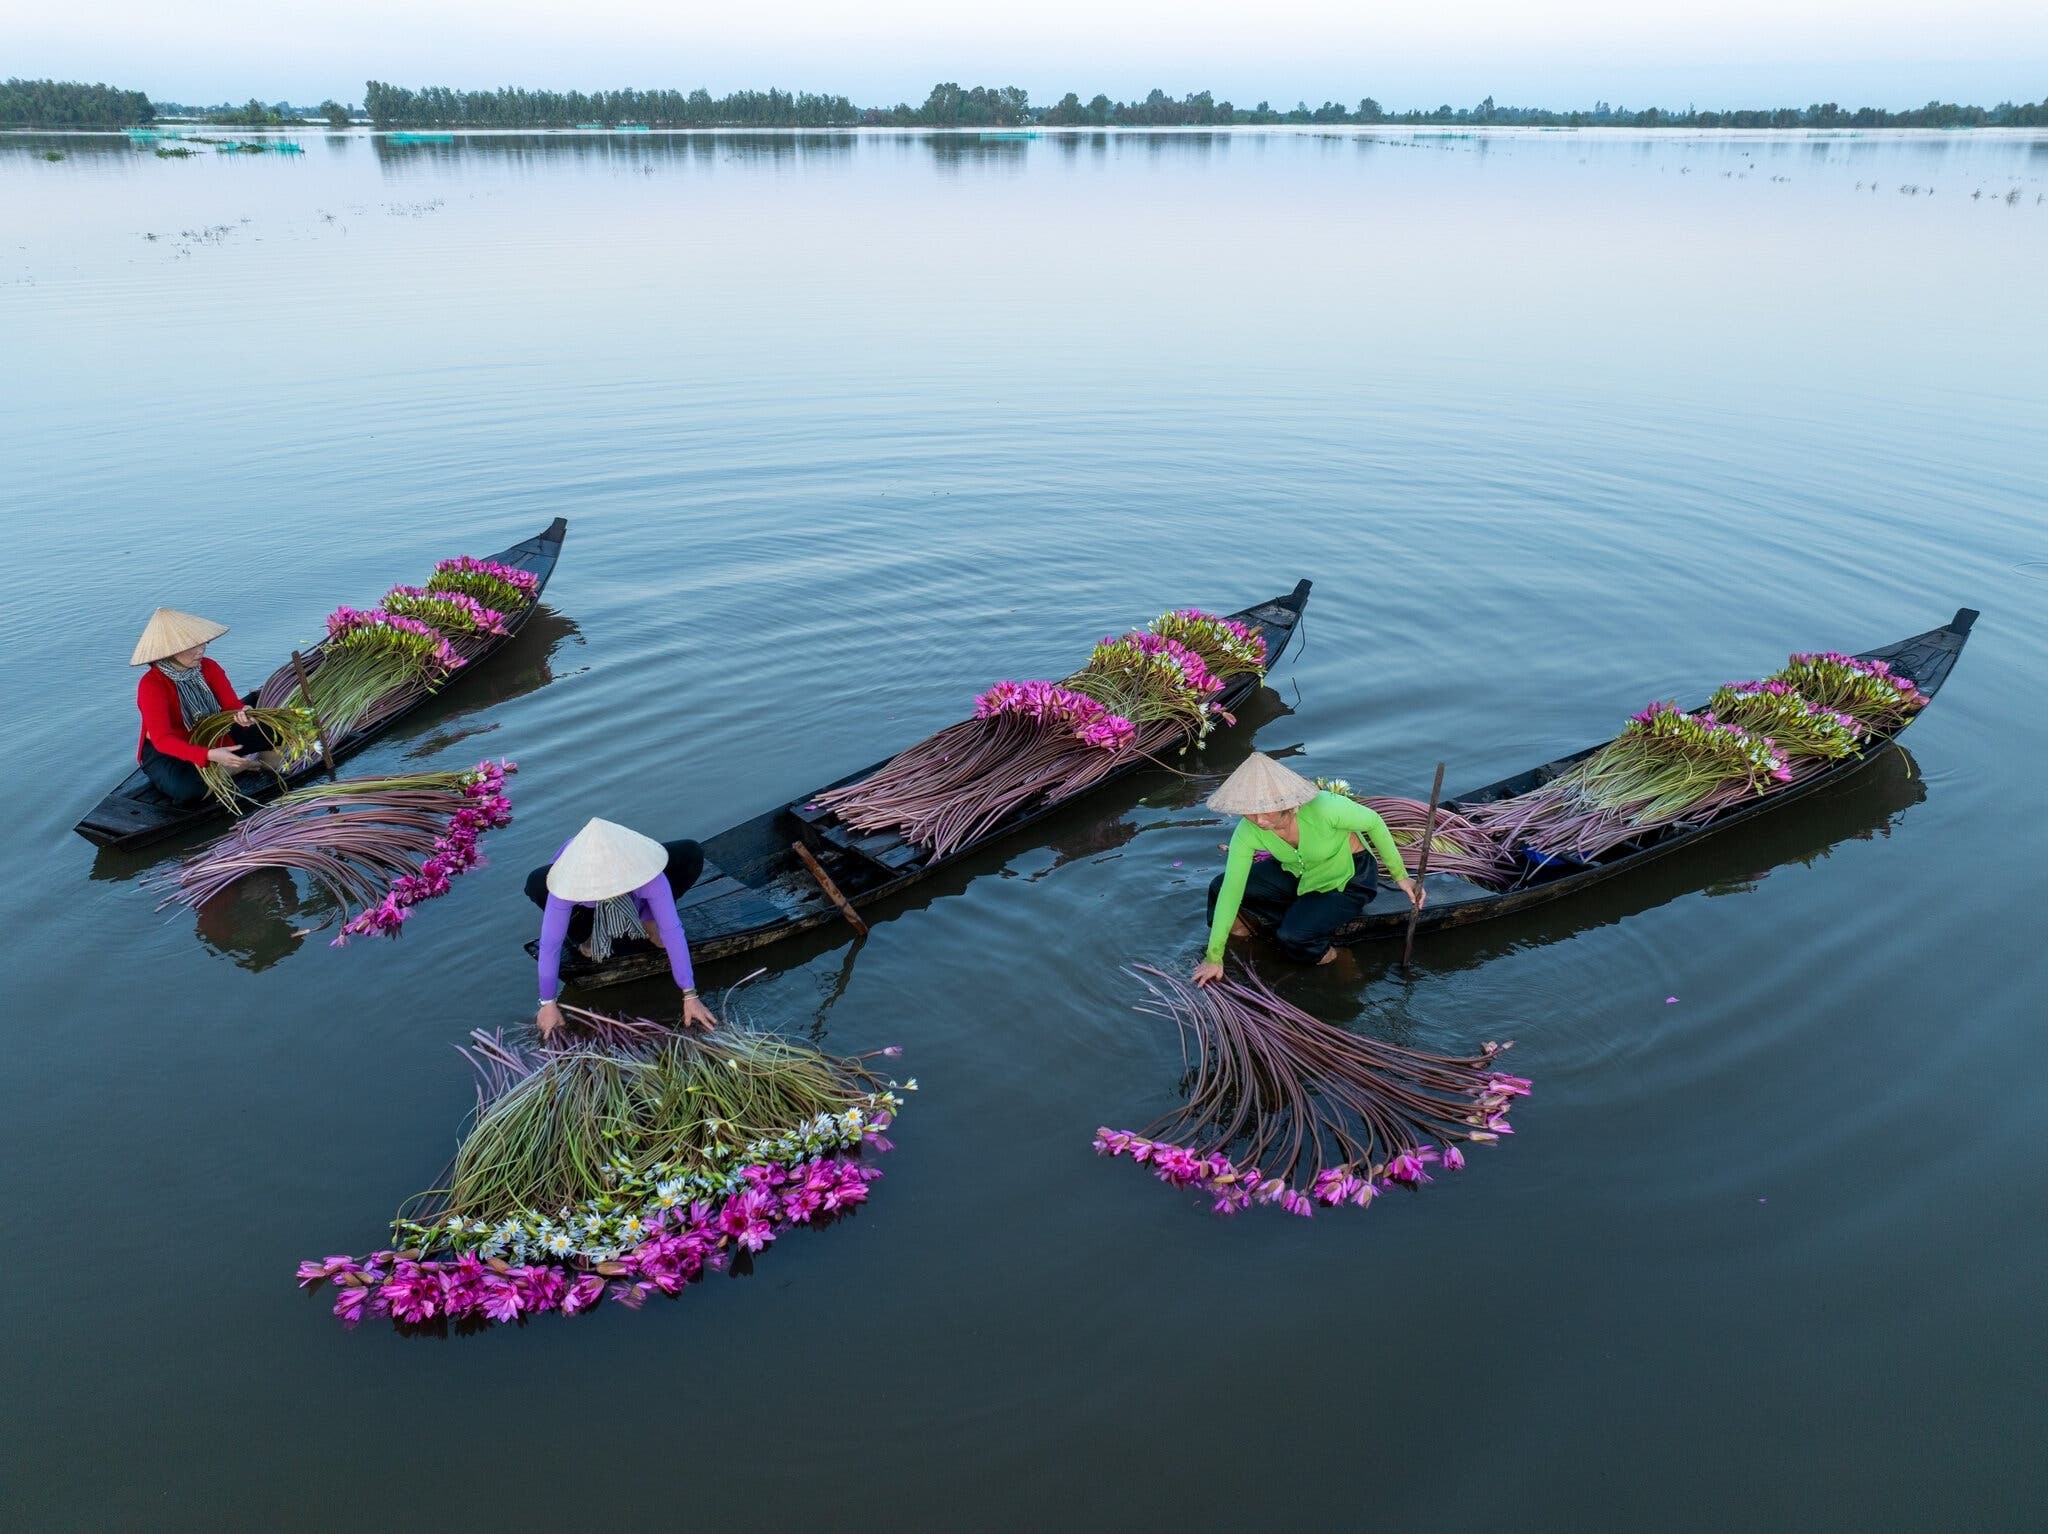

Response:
(1195, 753), (1423, 985)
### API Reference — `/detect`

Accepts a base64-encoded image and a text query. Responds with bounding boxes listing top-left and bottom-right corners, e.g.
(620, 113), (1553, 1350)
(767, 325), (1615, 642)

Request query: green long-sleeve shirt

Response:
(1205, 791), (1410, 962)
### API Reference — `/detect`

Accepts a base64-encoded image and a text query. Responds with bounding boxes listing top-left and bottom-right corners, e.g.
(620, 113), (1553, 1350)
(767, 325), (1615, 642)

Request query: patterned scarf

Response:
(156, 659), (220, 729)
(586, 895), (643, 961)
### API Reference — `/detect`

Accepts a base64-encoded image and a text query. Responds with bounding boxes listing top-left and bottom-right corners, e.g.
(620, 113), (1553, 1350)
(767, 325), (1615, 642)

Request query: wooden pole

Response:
(289, 650), (339, 780)
(1401, 761), (1446, 970)
(791, 841), (869, 939)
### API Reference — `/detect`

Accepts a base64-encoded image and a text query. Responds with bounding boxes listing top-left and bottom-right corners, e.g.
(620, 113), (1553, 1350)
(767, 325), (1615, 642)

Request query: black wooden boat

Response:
(1330, 607), (1979, 946)
(74, 518), (568, 850)
(532, 581), (1313, 988)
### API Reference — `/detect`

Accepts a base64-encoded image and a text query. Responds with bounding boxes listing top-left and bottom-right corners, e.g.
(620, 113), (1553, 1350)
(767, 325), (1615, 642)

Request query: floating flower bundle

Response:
(299, 1009), (909, 1330)
(813, 608), (1265, 859)
(1096, 966), (1526, 1218)
(185, 705), (322, 812)
(1315, 778), (1516, 887)
(426, 555), (541, 613)
(150, 759), (514, 944)
(1768, 652), (1929, 729)
(381, 585), (510, 638)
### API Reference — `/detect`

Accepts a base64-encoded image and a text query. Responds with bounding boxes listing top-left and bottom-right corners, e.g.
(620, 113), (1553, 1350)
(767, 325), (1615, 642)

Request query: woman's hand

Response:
(1193, 960), (1226, 988)
(232, 707), (254, 727)
(206, 746), (257, 771)
(681, 992), (718, 1031)
(1397, 877), (1427, 910)
(536, 999), (564, 1038)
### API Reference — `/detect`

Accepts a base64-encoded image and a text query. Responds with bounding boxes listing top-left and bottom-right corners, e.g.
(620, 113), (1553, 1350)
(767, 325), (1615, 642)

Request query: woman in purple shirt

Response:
(523, 818), (717, 1037)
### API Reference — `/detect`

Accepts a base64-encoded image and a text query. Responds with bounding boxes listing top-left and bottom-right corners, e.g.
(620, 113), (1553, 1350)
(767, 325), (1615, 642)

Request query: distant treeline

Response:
(1, 78), (153, 127)
(366, 79), (2048, 131)
(7, 75), (2047, 132)
(363, 81), (860, 128)
(979, 86), (2048, 130)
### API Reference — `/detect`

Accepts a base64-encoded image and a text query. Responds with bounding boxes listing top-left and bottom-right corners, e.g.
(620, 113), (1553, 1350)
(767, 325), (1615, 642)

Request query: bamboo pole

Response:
(289, 650), (339, 780)
(791, 842), (869, 939)
(1401, 761), (1446, 970)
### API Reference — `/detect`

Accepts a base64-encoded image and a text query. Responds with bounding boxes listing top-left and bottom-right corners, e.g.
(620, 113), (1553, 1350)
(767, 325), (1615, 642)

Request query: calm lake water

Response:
(3, 126), (2044, 1528)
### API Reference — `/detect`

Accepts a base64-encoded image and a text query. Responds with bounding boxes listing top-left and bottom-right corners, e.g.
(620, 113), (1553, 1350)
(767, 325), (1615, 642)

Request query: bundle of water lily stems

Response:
(186, 705), (322, 811)
(256, 554), (537, 740)
(813, 609), (1267, 858)
(297, 1006), (909, 1329)
(1314, 779), (1515, 886)
(150, 760), (513, 944)
(1461, 650), (1928, 867)
(1095, 966), (1528, 1217)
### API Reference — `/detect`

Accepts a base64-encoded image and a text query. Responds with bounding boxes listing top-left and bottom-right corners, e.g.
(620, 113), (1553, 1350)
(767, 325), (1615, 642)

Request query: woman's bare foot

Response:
(577, 939), (598, 960)
(642, 920), (666, 950)
(1230, 917), (1253, 939)
(1317, 945), (1340, 966)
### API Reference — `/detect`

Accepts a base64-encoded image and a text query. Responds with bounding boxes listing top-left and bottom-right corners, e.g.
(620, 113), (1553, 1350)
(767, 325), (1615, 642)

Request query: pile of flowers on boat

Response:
(424, 554), (541, 614)
(1450, 648), (1929, 873)
(256, 551), (539, 740)
(297, 1008), (910, 1330)
(1769, 651), (1929, 727)
(812, 608), (1267, 858)
(380, 585), (510, 638)
(1095, 965), (1527, 1218)
(149, 759), (514, 945)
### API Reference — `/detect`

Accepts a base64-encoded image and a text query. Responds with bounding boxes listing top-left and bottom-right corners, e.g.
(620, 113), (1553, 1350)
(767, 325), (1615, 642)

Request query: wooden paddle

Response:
(289, 649), (339, 780)
(792, 841), (869, 939)
(1401, 761), (1446, 970)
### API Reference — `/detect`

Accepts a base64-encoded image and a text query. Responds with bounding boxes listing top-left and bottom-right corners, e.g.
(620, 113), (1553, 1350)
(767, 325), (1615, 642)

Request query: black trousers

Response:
(140, 721), (279, 806)
(1207, 856), (1379, 963)
(525, 838), (705, 945)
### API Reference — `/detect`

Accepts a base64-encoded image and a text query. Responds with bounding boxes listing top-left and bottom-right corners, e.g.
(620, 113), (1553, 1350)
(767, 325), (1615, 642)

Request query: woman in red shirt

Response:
(131, 608), (278, 805)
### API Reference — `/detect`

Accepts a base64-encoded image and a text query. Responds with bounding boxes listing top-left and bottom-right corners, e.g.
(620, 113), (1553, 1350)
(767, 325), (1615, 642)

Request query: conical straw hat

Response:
(547, 818), (669, 902)
(130, 608), (229, 666)
(1207, 752), (1321, 815)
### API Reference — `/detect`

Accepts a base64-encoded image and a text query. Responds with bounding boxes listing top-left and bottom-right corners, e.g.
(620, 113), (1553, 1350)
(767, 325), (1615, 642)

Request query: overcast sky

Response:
(17, 0), (2046, 108)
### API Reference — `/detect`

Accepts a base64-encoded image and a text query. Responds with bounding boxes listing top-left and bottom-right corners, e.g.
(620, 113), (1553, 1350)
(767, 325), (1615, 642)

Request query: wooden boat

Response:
(533, 581), (1313, 988)
(1332, 607), (1979, 946)
(74, 518), (568, 851)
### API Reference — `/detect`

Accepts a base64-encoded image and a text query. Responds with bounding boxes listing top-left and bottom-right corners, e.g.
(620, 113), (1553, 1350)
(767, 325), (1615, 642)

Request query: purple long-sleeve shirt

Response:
(537, 862), (695, 1002)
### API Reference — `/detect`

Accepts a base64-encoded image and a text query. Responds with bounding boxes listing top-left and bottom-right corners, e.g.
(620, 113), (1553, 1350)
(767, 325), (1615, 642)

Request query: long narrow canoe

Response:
(74, 518), (568, 850)
(1332, 607), (1979, 946)
(534, 581), (1313, 988)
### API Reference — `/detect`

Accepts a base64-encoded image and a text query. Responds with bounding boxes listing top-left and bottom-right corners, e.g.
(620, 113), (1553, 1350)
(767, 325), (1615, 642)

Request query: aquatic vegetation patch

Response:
(1096, 966), (1526, 1218)
(813, 608), (1265, 858)
(299, 1009), (910, 1330)
(151, 758), (513, 943)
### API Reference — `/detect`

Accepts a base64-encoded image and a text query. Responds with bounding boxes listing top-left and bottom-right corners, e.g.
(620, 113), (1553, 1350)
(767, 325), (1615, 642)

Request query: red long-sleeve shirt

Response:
(136, 658), (243, 764)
